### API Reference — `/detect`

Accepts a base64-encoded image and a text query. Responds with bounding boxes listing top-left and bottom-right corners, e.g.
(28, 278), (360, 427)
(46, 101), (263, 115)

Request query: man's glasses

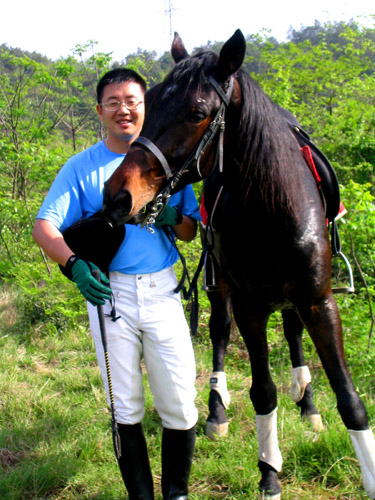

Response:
(101, 100), (144, 112)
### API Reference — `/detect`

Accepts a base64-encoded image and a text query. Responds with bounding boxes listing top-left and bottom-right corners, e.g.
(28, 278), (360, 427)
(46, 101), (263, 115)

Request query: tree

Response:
(0, 43), (113, 273)
(55, 41), (113, 149)
(123, 49), (166, 87)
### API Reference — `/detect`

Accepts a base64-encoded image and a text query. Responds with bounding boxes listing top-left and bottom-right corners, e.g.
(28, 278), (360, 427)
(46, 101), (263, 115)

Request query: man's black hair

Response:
(96, 68), (147, 103)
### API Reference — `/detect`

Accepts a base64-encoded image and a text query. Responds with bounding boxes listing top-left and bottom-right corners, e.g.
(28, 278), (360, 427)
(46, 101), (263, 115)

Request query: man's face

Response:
(97, 81), (145, 147)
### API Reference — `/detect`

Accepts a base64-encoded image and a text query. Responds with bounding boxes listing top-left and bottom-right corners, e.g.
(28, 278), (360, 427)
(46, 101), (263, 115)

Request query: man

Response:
(32, 68), (200, 500)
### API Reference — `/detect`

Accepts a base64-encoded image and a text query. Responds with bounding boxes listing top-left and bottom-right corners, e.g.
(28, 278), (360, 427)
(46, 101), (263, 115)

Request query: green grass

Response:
(1, 285), (374, 499)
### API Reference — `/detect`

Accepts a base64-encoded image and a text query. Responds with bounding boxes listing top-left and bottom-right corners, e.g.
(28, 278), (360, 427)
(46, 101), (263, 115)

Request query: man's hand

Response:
(154, 205), (183, 227)
(68, 258), (112, 306)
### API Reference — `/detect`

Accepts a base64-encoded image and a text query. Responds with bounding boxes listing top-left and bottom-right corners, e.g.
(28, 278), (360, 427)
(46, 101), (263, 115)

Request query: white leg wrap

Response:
(256, 407), (283, 473)
(290, 366), (312, 403)
(209, 371), (230, 409)
(349, 429), (375, 499)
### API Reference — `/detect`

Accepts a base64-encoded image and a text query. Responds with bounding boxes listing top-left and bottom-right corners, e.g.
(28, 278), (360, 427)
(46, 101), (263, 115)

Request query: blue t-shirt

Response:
(37, 140), (201, 274)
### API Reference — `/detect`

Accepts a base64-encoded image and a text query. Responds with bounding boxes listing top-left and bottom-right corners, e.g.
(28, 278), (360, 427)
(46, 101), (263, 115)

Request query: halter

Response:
(132, 76), (234, 232)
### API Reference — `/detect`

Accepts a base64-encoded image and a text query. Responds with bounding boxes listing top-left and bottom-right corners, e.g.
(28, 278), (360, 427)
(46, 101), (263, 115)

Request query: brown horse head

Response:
(102, 29), (246, 226)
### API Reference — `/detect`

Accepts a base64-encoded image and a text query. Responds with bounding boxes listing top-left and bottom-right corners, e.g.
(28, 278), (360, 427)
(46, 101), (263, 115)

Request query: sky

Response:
(1, 0), (374, 62)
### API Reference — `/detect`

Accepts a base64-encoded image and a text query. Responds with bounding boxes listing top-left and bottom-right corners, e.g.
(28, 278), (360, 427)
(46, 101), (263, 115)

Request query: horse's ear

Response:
(171, 32), (189, 63)
(214, 29), (246, 81)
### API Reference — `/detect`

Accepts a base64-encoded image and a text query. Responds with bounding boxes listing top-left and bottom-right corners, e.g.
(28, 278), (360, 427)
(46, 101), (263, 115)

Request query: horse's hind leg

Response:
(205, 258), (232, 439)
(299, 292), (375, 498)
(282, 309), (324, 430)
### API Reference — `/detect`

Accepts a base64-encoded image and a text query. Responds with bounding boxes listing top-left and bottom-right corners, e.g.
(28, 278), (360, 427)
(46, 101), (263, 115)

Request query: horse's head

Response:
(102, 29), (246, 226)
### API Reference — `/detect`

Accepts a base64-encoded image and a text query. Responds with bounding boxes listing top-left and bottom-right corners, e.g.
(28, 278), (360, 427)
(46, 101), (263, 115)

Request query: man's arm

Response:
(32, 219), (74, 267)
(173, 215), (197, 242)
(154, 204), (198, 242)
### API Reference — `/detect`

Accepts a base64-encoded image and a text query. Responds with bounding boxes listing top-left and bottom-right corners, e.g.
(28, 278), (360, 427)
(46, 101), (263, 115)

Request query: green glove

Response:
(69, 258), (112, 306)
(154, 205), (183, 226)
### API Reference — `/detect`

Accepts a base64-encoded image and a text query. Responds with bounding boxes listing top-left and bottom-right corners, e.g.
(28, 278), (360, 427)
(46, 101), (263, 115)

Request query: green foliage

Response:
(3, 259), (87, 335)
(338, 181), (375, 322)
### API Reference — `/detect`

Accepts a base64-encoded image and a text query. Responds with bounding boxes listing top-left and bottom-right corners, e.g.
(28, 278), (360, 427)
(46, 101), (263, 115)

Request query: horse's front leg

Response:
(233, 301), (282, 500)
(298, 292), (375, 499)
(282, 309), (324, 431)
(205, 258), (232, 439)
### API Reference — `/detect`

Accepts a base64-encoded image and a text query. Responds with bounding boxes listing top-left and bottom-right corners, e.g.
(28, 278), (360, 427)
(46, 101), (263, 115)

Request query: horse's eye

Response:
(189, 109), (207, 123)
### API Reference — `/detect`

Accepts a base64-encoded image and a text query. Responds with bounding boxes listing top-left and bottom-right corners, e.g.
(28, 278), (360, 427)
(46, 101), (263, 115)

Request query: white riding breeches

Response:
(87, 267), (198, 430)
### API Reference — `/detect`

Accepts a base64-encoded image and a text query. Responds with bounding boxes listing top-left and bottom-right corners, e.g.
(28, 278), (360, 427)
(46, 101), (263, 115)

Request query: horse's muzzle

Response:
(101, 187), (134, 226)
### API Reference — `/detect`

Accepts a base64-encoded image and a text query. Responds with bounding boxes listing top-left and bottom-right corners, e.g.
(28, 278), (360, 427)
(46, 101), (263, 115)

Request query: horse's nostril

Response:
(115, 190), (132, 215)
(101, 189), (133, 225)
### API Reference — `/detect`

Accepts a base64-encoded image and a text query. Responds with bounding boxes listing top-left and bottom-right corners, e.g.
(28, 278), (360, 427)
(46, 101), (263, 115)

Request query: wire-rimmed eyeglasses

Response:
(101, 100), (144, 112)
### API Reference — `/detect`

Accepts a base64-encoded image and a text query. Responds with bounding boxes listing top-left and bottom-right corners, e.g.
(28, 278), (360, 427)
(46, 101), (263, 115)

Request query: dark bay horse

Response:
(102, 30), (375, 499)
(200, 102), (329, 440)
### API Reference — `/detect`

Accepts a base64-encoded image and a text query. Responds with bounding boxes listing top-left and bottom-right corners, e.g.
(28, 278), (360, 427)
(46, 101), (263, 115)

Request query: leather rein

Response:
(132, 75), (234, 232)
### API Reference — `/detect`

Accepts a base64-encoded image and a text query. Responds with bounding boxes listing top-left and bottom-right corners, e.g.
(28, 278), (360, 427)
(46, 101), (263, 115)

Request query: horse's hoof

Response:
(259, 460), (281, 500)
(305, 413), (325, 431)
(205, 421), (229, 439)
(260, 492), (281, 500)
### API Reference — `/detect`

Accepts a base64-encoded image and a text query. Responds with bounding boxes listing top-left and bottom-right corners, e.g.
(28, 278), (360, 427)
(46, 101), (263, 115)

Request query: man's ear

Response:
(96, 103), (103, 121)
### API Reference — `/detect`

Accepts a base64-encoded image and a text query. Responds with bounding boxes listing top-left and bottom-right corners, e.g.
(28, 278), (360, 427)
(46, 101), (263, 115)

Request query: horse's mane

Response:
(233, 70), (304, 215)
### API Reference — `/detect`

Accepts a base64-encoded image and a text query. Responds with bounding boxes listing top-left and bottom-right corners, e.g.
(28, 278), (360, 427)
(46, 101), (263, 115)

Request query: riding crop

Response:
(91, 269), (121, 459)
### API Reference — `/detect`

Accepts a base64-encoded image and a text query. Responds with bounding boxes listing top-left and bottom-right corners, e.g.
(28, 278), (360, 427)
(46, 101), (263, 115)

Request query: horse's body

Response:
(102, 30), (375, 499)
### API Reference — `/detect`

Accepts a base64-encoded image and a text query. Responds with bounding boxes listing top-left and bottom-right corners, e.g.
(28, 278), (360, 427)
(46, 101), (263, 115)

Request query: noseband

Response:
(132, 76), (234, 232)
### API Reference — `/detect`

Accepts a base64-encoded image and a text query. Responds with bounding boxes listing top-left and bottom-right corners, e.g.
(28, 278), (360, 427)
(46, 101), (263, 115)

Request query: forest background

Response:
(1, 19), (375, 499)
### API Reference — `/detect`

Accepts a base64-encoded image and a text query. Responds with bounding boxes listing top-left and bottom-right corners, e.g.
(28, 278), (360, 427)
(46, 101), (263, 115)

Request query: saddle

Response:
(277, 106), (341, 223)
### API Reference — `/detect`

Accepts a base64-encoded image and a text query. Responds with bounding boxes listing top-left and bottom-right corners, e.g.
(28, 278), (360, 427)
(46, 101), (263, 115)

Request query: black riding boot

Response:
(116, 423), (154, 500)
(161, 426), (196, 500)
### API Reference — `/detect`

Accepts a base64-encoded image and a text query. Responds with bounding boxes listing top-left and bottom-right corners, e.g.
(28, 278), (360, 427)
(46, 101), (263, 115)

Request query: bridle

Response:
(131, 75), (234, 232)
